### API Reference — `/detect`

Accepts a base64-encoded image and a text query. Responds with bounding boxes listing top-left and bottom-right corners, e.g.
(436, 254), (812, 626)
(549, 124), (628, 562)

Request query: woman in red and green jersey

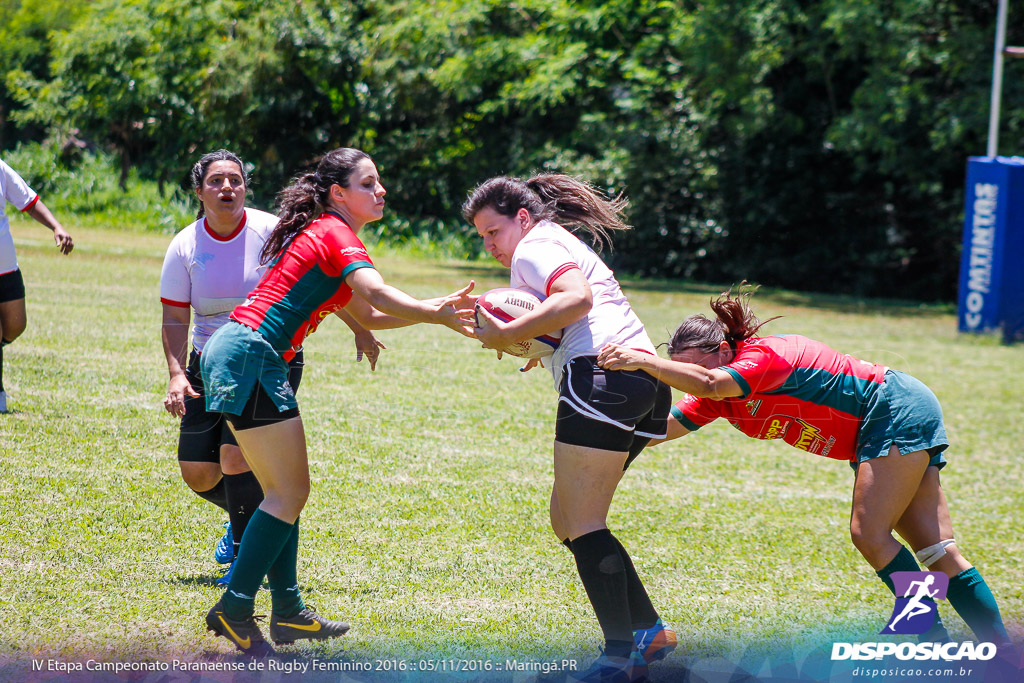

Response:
(597, 285), (1009, 645)
(199, 148), (476, 656)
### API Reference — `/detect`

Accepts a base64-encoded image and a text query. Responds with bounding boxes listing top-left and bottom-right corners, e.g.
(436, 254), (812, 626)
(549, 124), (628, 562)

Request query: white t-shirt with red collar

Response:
(0, 159), (41, 275)
(160, 208), (277, 352)
(509, 219), (654, 386)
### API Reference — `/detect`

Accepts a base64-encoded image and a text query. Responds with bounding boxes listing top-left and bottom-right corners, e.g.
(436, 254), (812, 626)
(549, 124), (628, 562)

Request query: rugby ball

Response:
(475, 288), (562, 359)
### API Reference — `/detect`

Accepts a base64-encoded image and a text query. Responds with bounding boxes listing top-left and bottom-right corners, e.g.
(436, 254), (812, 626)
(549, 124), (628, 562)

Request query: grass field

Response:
(1, 220), (1021, 680)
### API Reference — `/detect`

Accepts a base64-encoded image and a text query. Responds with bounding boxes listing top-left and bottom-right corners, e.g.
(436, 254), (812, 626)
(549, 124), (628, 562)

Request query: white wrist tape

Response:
(915, 539), (955, 567)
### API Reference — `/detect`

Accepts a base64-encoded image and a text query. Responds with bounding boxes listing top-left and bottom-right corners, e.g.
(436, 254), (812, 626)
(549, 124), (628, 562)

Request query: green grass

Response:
(1, 221), (1022, 678)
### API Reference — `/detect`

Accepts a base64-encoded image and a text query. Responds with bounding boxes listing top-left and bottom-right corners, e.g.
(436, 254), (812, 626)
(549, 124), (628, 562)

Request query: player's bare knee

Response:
(849, 524), (890, 563)
(3, 323), (24, 342)
(180, 462), (222, 491)
(297, 482), (311, 508)
(263, 486), (308, 520)
(219, 445), (249, 474)
(283, 481), (311, 512)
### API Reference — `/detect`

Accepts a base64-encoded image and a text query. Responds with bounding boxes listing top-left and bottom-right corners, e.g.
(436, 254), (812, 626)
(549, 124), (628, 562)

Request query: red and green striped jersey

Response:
(671, 335), (887, 460)
(230, 212), (373, 361)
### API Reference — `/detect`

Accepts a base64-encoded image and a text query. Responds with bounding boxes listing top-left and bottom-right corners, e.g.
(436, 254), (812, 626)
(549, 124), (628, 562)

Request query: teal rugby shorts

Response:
(200, 320), (297, 417)
(854, 369), (948, 469)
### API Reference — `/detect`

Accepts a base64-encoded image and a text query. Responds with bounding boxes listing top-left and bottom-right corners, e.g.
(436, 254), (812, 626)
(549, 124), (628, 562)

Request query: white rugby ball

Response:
(475, 288), (562, 359)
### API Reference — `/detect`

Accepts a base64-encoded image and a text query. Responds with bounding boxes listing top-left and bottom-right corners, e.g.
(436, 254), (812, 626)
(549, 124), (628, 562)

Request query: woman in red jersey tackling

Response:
(598, 284), (1009, 645)
(199, 148), (475, 656)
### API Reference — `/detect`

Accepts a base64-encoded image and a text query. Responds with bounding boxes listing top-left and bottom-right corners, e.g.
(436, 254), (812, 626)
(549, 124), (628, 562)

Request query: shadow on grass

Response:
(168, 575), (314, 593)
(168, 573), (231, 588)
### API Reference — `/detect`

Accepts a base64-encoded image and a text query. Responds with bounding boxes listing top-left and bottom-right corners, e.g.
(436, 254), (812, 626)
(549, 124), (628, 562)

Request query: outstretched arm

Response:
(648, 414), (693, 447)
(344, 267), (476, 337)
(25, 200), (73, 255)
(597, 344), (744, 400)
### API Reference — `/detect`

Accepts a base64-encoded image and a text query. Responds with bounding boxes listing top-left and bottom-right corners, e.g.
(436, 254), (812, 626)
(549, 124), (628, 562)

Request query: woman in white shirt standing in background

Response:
(0, 157), (74, 414)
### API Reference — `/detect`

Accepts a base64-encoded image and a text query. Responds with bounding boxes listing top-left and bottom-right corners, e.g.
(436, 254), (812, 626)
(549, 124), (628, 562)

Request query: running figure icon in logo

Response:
(884, 571), (950, 635)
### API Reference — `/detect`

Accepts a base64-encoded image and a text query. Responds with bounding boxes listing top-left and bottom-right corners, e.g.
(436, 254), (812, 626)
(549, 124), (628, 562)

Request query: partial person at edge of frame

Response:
(200, 147), (476, 657)
(464, 173), (676, 683)
(160, 150), (384, 586)
(0, 157), (74, 414)
(598, 283), (1011, 646)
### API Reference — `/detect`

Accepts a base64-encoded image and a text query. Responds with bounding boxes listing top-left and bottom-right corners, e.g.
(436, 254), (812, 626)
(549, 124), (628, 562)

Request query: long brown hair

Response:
(461, 173), (630, 252)
(189, 149), (248, 220)
(668, 282), (781, 354)
(261, 147), (372, 264)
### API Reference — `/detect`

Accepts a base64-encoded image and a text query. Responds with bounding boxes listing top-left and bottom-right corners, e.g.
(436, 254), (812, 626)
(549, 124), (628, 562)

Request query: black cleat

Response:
(205, 600), (275, 658)
(270, 607), (350, 645)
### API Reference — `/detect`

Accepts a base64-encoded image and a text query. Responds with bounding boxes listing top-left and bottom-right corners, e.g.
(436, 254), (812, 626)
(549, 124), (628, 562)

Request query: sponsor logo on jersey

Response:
(793, 419), (824, 451)
(306, 304), (343, 338)
(764, 418), (790, 440)
(339, 246), (368, 258)
(746, 399), (762, 416)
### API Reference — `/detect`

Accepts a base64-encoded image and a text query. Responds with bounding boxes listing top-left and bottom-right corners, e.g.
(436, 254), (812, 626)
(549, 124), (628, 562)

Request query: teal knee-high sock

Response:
(876, 545), (950, 641)
(946, 567), (1009, 643)
(266, 517), (305, 618)
(222, 508), (295, 620)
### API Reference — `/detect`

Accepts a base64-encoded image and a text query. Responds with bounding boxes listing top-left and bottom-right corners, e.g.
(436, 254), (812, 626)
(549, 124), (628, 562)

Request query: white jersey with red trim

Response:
(0, 158), (41, 275)
(160, 208), (277, 352)
(510, 219), (654, 386)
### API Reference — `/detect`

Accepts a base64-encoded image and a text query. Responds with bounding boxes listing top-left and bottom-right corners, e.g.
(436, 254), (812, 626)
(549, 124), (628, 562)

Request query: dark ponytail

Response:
(189, 149), (248, 220)
(261, 147), (371, 264)
(668, 282), (780, 355)
(462, 173), (629, 252)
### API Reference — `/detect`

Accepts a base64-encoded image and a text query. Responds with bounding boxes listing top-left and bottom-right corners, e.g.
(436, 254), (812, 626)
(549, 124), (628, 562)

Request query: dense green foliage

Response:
(2, 0), (1022, 299)
(3, 139), (192, 229)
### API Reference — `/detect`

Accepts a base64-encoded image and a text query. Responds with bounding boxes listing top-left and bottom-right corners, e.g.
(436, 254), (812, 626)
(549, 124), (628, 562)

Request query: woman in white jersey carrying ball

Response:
(464, 174), (675, 683)
(160, 150), (382, 583)
(0, 157), (74, 414)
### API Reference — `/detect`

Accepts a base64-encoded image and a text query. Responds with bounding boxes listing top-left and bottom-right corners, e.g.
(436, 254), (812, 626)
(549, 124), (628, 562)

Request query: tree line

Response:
(2, 0), (1021, 300)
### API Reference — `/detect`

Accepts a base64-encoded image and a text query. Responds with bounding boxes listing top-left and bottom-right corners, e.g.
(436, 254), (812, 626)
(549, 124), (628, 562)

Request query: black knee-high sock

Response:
(611, 535), (659, 630)
(223, 471), (264, 559)
(566, 535), (659, 631)
(571, 529), (634, 657)
(192, 477), (228, 511)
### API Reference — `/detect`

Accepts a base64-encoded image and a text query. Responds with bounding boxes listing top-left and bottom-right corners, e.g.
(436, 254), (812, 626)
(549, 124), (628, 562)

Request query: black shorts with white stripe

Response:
(554, 355), (671, 469)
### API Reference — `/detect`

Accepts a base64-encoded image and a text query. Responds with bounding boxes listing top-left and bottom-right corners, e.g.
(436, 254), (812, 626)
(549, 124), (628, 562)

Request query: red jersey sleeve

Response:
(719, 340), (792, 397)
(311, 222), (374, 277)
(671, 393), (722, 432)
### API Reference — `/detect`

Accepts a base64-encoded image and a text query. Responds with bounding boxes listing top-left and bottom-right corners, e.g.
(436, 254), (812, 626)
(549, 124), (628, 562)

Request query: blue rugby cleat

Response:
(214, 560), (234, 587)
(634, 619), (676, 664)
(214, 521), (233, 564)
